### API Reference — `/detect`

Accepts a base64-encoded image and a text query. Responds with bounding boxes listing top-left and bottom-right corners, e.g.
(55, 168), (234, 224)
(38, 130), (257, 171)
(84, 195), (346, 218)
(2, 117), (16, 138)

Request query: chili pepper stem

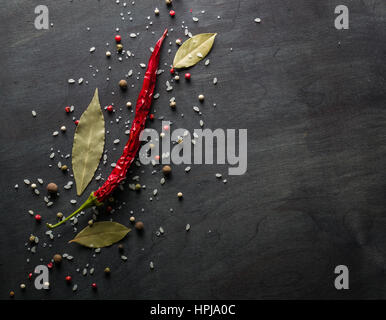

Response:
(46, 193), (102, 229)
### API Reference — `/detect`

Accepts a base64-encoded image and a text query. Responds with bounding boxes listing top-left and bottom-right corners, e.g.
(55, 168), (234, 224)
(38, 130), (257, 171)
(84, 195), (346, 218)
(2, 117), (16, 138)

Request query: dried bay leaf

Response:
(69, 221), (131, 248)
(72, 88), (105, 196)
(173, 33), (217, 69)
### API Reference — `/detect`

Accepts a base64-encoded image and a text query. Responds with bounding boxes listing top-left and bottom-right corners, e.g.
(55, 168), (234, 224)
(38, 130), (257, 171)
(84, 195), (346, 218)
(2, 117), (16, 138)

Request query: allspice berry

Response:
(46, 182), (58, 193)
(29, 235), (36, 243)
(119, 79), (127, 90)
(104, 267), (111, 274)
(116, 44), (123, 52)
(135, 221), (144, 230)
(61, 165), (68, 172)
(9, 291), (15, 298)
(53, 254), (62, 264)
(165, 0), (172, 5)
(57, 212), (63, 219)
(162, 165), (172, 175)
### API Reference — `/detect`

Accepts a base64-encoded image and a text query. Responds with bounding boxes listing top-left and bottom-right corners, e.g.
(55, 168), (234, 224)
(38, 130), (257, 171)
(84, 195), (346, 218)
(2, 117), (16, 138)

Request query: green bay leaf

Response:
(69, 221), (131, 248)
(173, 33), (217, 69)
(72, 88), (105, 196)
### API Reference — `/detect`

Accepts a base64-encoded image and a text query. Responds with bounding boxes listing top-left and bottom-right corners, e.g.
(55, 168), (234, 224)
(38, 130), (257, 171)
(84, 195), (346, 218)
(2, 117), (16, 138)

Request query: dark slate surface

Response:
(0, 0), (386, 300)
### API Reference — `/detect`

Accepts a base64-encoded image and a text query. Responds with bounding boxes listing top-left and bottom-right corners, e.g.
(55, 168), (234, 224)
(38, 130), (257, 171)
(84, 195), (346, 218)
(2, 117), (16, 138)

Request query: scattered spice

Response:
(135, 221), (144, 230)
(162, 165), (172, 175)
(53, 254), (62, 264)
(46, 182), (58, 193)
(119, 79), (128, 89)
(14, 6), (225, 293)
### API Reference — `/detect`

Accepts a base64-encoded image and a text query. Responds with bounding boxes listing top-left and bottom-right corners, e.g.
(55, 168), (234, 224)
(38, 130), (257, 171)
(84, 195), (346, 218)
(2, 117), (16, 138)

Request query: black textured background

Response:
(0, 0), (386, 300)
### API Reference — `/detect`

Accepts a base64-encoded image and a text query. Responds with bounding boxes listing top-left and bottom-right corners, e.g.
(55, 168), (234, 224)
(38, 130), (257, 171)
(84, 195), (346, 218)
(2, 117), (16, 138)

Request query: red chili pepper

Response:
(47, 29), (168, 229)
